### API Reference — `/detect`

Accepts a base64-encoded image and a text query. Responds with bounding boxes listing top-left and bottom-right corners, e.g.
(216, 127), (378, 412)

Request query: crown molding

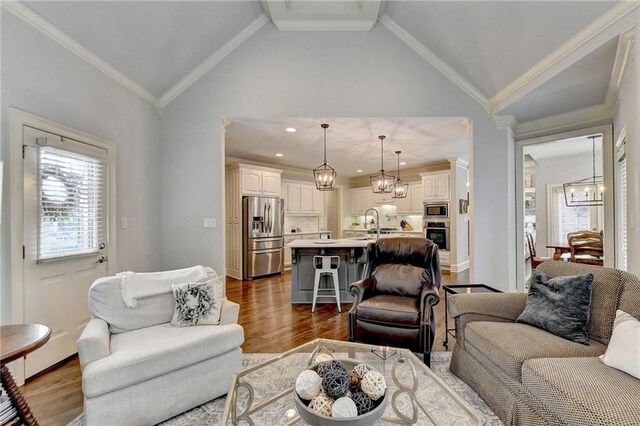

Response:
(515, 103), (613, 140)
(271, 20), (375, 31)
(490, 1), (639, 114)
(378, 14), (491, 112)
(604, 28), (636, 111)
(493, 115), (519, 130)
(159, 14), (270, 107)
(1, 0), (161, 109)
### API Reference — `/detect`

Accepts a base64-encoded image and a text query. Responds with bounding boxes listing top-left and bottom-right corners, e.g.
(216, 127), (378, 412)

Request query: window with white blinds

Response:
(38, 146), (106, 261)
(618, 152), (627, 271)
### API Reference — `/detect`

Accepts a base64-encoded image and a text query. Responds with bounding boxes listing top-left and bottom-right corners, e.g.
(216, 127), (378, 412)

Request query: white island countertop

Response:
(287, 238), (373, 248)
(287, 233), (423, 249)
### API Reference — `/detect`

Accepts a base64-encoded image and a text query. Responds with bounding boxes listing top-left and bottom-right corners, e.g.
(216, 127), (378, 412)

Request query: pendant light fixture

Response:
(562, 135), (604, 207)
(370, 135), (395, 194)
(391, 151), (409, 199)
(313, 123), (336, 191)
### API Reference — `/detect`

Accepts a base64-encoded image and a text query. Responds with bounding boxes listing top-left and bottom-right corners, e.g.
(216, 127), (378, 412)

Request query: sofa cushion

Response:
(82, 322), (244, 397)
(618, 271), (640, 321)
(465, 321), (606, 381)
(357, 295), (420, 327)
(516, 270), (593, 344)
(523, 357), (640, 426)
(537, 262), (623, 345)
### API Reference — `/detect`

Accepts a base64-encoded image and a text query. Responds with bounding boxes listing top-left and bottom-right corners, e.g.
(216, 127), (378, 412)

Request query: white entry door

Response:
(22, 125), (110, 377)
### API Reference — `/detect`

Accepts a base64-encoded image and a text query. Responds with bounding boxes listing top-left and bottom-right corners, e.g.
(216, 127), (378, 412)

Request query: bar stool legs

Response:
(312, 256), (341, 313)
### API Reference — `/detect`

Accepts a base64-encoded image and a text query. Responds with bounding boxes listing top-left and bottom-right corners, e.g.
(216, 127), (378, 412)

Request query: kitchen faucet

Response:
(364, 208), (380, 239)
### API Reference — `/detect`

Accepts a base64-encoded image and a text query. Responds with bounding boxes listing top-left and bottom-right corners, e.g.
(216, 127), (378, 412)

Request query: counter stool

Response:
(312, 256), (341, 313)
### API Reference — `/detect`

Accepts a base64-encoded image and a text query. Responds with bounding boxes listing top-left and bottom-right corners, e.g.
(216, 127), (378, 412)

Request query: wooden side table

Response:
(1, 324), (51, 426)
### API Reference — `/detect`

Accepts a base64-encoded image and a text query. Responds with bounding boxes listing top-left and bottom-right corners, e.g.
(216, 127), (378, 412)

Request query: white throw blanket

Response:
(118, 265), (210, 308)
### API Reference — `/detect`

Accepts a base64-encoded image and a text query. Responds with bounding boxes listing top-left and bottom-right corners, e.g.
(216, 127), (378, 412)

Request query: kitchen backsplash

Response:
(285, 216), (320, 233)
(344, 205), (422, 231)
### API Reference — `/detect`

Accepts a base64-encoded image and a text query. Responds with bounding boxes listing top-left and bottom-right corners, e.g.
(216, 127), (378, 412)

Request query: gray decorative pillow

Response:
(517, 270), (594, 344)
(171, 277), (224, 327)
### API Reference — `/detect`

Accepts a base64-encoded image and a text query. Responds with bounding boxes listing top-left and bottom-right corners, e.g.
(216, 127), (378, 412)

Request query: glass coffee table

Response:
(222, 339), (486, 425)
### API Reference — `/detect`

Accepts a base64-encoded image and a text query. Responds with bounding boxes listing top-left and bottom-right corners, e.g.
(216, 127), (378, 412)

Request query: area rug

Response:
(68, 352), (502, 425)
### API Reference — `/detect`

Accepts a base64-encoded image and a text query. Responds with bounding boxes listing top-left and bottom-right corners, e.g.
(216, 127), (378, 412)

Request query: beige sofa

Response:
(449, 261), (640, 425)
(77, 268), (245, 425)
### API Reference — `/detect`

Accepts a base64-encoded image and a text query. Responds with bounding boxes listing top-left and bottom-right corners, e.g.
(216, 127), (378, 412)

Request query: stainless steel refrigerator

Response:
(243, 196), (285, 280)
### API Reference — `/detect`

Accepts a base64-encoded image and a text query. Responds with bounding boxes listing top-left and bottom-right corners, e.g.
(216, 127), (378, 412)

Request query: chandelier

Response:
(370, 135), (395, 193)
(563, 135), (603, 207)
(313, 123), (336, 191)
(391, 151), (408, 199)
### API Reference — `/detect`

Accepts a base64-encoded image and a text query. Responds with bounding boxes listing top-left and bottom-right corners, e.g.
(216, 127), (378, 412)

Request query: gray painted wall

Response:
(1, 13), (162, 323)
(159, 24), (516, 291)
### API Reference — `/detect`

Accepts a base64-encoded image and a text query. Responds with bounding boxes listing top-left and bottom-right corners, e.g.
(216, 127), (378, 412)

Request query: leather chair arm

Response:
(349, 278), (374, 307)
(420, 285), (440, 323)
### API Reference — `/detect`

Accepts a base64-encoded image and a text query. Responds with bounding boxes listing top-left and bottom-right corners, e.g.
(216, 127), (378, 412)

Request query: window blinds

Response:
(38, 146), (106, 261)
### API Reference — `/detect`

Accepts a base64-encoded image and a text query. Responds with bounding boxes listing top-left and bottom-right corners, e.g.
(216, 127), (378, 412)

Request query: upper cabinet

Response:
(282, 181), (324, 216)
(239, 164), (283, 197)
(421, 171), (450, 201)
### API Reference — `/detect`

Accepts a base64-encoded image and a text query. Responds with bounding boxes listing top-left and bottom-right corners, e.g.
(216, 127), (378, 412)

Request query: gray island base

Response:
(288, 239), (371, 304)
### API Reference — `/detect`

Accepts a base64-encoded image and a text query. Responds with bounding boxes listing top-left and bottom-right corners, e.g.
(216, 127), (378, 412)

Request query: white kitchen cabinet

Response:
(239, 166), (283, 197)
(262, 171), (282, 197)
(300, 185), (314, 213)
(395, 184), (413, 214)
(361, 190), (373, 213)
(410, 183), (423, 213)
(421, 172), (450, 201)
(350, 190), (362, 215)
(374, 191), (394, 205)
(312, 188), (324, 214)
(240, 169), (263, 196)
(286, 184), (301, 214)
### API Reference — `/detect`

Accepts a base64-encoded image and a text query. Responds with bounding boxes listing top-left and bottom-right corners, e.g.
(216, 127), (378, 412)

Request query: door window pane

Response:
(38, 146), (106, 261)
(557, 192), (591, 243)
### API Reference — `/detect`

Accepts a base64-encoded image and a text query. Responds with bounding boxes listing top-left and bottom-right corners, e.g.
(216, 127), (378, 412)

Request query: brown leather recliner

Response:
(348, 237), (441, 366)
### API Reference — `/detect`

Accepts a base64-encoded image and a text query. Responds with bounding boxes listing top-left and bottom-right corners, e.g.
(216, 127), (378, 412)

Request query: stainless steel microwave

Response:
(423, 202), (449, 219)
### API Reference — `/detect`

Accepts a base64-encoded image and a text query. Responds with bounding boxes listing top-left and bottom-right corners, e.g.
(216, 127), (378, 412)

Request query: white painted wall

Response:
(159, 24), (515, 291)
(613, 40), (639, 276)
(0, 13), (162, 323)
(529, 156), (603, 256)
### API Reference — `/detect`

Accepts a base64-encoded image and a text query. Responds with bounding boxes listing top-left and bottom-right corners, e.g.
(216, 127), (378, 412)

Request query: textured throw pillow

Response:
(600, 310), (640, 379)
(516, 270), (594, 344)
(171, 277), (224, 327)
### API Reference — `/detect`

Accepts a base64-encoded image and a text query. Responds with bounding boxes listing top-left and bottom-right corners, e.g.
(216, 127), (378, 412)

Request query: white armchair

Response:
(77, 268), (244, 425)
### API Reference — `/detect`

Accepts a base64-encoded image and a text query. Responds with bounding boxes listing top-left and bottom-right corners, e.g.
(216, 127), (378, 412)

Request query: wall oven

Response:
(424, 202), (449, 219)
(424, 221), (450, 250)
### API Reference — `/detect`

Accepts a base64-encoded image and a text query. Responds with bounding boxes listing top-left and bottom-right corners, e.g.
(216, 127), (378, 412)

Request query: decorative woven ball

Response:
(295, 369), (322, 400)
(331, 396), (358, 418)
(352, 363), (370, 378)
(322, 369), (349, 400)
(361, 370), (387, 401)
(309, 392), (333, 417)
(317, 360), (346, 378)
(351, 390), (375, 415)
(314, 353), (334, 364)
(348, 371), (361, 389)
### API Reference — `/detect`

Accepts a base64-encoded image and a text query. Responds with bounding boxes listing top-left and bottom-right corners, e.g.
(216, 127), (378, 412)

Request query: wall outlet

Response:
(121, 216), (128, 229)
(203, 218), (217, 228)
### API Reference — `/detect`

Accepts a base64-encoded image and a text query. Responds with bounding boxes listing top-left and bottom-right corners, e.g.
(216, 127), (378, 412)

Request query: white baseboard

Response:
(450, 260), (469, 273)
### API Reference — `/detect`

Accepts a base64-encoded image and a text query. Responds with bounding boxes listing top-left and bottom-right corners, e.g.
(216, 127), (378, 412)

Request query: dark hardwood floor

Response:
(21, 269), (468, 425)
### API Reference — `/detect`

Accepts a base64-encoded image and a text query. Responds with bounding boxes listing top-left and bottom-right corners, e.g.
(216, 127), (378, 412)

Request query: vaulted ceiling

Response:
(7, 1), (638, 135)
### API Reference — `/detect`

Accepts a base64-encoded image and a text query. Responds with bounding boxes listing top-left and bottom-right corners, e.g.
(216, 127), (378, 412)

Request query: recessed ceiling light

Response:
(285, 127), (296, 133)
(275, 153), (284, 157)
(356, 169), (363, 173)
(400, 162), (406, 165)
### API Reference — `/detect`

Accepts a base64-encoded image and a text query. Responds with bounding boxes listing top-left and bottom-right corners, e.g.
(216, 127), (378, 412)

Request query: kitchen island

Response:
(288, 238), (373, 304)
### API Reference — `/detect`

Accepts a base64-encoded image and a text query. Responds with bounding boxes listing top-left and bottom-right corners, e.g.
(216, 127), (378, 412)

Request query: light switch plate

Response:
(203, 218), (216, 228)
(121, 217), (128, 229)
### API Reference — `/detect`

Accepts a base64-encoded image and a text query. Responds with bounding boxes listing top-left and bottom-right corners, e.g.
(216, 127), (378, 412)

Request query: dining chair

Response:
(525, 232), (549, 268)
(567, 230), (604, 266)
